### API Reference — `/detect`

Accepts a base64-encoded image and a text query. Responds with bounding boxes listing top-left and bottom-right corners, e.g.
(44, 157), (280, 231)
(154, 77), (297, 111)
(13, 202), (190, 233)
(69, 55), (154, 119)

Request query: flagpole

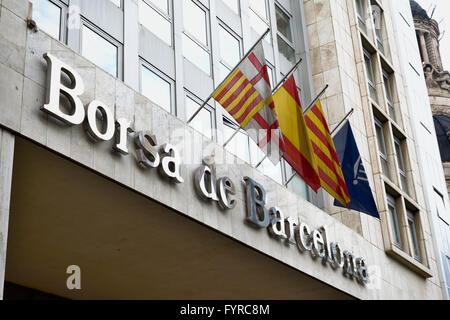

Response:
(283, 108), (355, 187)
(253, 58), (303, 169)
(187, 28), (271, 125)
(303, 84), (329, 115)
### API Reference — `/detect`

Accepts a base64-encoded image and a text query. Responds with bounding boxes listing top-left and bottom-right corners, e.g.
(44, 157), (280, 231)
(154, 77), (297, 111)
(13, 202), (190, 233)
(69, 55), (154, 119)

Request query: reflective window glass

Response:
(141, 65), (172, 112)
(30, 0), (61, 40)
(219, 25), (241, 68)
(139, 0), (172, 46)
(186, 96), (212, 139)
(82, 25), (118, 77)
(182, 34), (211, 75)
(183, 0), (207, 46)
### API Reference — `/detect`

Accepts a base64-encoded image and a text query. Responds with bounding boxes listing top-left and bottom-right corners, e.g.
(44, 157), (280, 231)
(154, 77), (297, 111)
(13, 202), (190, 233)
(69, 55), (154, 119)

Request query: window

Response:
(387, 194), (402, 249)
(139, 0), (172, 46)
(407, 210), (422, 262)
(383, 70), (396, 121)
(364, 50), (378, 103)
(81, 24), (119, 78)
(374, 118), (390, 179)
(372, 3), (384, 54)
(185, 94), (213, 139)
(30, 0), (64, 40)
(141, 64), (173, 113)
(276, 5), (295, 64)
(394, 137), (408, 194)
(223, 118), (251, 163)
(218, 24), (241, 81)
(355, 0), (367, 33)
(223, 0), (239, 14)
(249, 0), (271, 43)
(250, 141), (283, 184)
(182, 0), (211, 75)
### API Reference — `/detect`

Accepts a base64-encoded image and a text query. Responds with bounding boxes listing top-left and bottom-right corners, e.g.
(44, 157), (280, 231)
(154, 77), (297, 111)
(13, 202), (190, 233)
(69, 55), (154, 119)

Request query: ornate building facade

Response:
(410, 0), (450, 197)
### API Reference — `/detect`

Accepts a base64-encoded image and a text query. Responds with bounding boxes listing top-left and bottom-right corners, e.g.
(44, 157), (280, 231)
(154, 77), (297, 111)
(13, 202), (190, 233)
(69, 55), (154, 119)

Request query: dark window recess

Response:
(433, 115), (450, 162)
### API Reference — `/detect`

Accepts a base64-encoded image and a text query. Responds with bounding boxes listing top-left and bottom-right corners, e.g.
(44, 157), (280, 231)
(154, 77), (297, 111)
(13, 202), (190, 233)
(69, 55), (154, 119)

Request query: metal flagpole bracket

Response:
(187, 29), (271, 125)
(304, 84), (329, 115)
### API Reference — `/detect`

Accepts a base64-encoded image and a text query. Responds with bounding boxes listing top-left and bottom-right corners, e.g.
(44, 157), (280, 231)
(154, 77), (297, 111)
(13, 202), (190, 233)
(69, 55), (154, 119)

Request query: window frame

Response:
(31, 0), (68, 43)
(394, 137), (408, 194)
(382, 70), (396, 121)
(374, 118), (390, 178)
(139, 0), (173, 47)
(406, 209), (422, 262)
(275, 3), (296, 64)
(185, 90), (215, 140)
(217, 21), (243, 74)
(181, 0), (212, 75)
(79, 20), (123, 79)
(139, 59), (175, 114)
(363, 50), (378, 102)
(387, 194), (403, 249)
(355, 0), (367, 33)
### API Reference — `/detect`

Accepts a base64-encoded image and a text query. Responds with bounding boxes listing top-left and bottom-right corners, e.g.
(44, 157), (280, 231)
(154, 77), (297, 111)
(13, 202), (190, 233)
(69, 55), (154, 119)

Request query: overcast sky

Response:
(415, 0), (450, 71)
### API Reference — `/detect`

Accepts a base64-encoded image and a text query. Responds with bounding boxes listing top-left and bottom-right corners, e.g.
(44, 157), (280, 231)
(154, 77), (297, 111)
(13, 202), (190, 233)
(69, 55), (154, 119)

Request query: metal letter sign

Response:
(41, 53), (369, 286)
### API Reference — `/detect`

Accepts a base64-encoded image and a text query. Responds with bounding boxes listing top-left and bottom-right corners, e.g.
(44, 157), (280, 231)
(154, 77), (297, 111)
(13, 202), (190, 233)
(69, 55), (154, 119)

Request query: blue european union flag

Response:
(333, 121), (379, 219)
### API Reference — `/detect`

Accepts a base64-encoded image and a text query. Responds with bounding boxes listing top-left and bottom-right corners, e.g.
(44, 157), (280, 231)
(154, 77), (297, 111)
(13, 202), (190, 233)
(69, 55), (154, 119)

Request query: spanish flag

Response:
(273, 76), (321, 191)
(304, 101), (350, 207)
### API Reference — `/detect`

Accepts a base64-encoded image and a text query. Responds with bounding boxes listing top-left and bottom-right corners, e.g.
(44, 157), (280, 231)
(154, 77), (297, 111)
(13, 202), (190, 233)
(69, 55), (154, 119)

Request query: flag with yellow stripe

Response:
(305, 101), (350, 207)
(212, 42), (284, 164)
(273, 75), (321, 191)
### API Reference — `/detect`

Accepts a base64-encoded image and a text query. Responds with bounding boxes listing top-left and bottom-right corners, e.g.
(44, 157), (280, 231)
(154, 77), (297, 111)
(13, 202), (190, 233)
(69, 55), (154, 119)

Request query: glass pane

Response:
(183, 0), (207, 46)
(82, 26), (118, 77)
(381, 157), (390, 179)
(395, 141), (405, 172)
(218, 63), (231, 84)
(249, 0), (267, 19)
(407, 213), (421, 261)
(275, 6), (292, 42)
(223, 124), (250, 163)
(355, 0), (364, 18)
(141, 66), (171, 112)
(249, 9), (271, 44)
(388, 105), (397, 122)
(108, 0), (121, 7)
(186, 96), (212, 139)
(364, 55), (375, 84)
(278, 35), (296, 64)
(219, 25), (241, 68)
(375, 123), (387, 155)
(400, 174), (408, 194)
(224, 0), (239, 14)
(182, 34), (211, 75)
(285, 163), (310, 201)
(267, 65), (275, 89)
(139, 0), (172, 46)
(30, 0), (61, 40)
(383, 74), (393, 103)
(388, 203), (402, 248)
(149, 0), (169, 14)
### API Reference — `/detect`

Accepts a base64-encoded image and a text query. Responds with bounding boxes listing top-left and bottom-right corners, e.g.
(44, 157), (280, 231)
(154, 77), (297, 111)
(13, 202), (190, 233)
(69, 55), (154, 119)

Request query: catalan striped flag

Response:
(212, 41), (284, 164)
(273, 75), (321, 191)
(305, 101), (350, 207)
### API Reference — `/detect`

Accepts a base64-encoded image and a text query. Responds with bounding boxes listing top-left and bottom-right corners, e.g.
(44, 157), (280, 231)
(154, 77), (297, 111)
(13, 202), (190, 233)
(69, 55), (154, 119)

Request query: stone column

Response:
(418, 31), (429, 63)
(0, 129), (15, 300)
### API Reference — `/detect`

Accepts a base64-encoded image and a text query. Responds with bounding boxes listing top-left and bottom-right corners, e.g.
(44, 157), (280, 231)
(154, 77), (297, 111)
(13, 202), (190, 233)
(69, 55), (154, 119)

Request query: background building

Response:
(0, 0), (448, 299)
(410, 0), (450, 198)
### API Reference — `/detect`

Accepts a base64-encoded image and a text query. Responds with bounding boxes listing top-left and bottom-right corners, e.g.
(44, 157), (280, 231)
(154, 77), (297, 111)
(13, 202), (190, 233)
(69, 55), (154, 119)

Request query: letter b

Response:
(244, 177), (270, 228)
(42, 53), (85, 125)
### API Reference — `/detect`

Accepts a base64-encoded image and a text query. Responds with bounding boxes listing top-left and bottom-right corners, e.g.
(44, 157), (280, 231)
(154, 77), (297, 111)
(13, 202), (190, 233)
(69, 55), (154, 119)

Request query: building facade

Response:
(406, 0), (450, 298)
(0, 0), (448, 299)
